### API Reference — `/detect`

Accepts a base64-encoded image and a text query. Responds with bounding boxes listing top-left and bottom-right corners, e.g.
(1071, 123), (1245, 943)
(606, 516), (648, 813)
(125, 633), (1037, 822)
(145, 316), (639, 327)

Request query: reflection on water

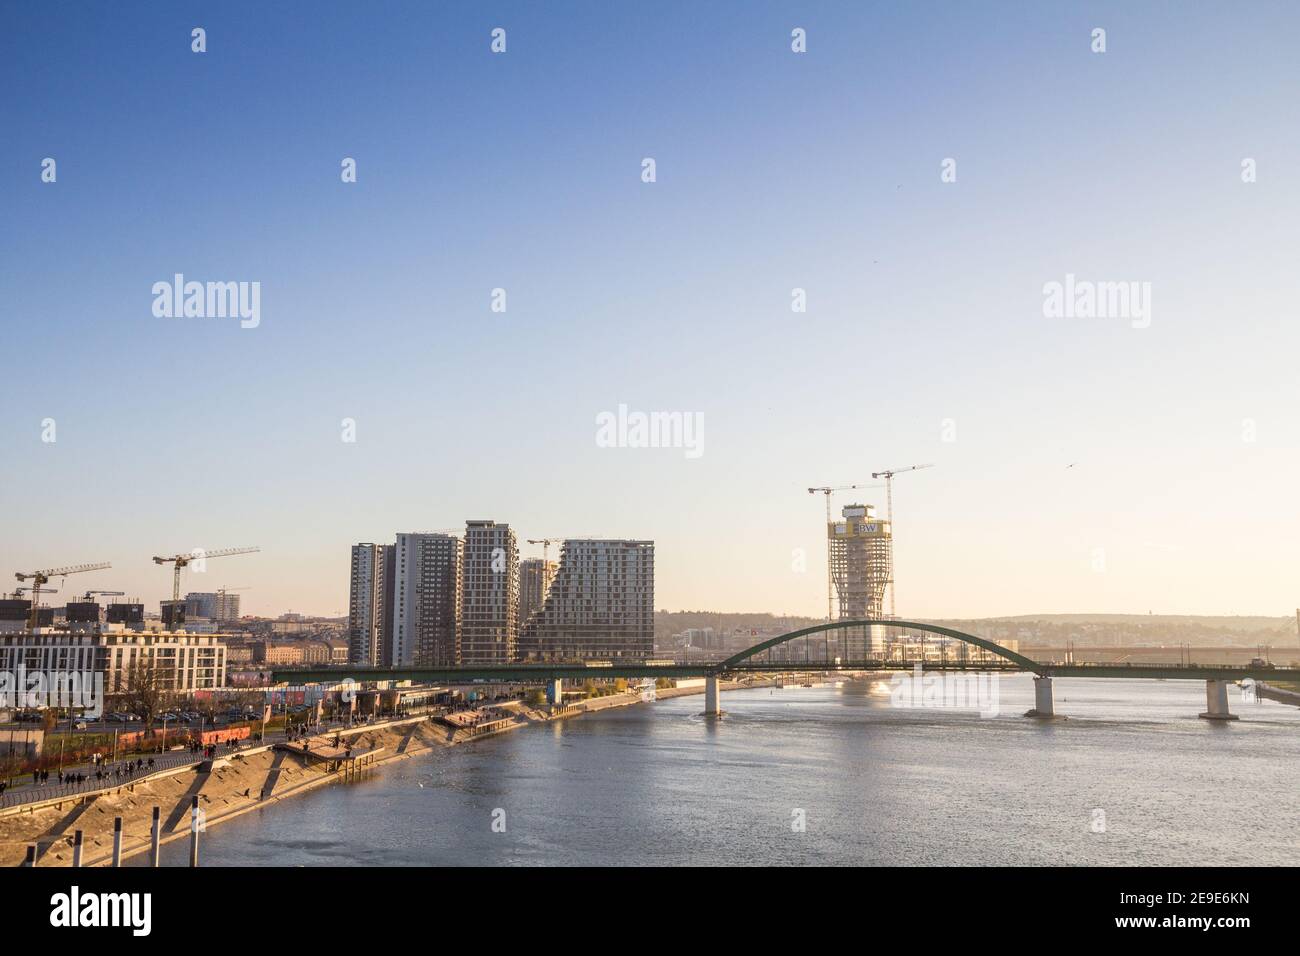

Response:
(149, 676), (1300, 866)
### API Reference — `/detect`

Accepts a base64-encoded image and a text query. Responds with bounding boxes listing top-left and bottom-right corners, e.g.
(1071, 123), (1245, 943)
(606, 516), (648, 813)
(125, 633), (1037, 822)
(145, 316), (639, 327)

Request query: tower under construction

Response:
(829, 504), (891, 659)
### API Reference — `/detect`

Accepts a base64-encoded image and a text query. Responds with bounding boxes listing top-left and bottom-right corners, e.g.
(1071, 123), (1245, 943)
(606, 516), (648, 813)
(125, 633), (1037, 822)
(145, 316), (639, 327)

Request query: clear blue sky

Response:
(3, 2), (1298, 618)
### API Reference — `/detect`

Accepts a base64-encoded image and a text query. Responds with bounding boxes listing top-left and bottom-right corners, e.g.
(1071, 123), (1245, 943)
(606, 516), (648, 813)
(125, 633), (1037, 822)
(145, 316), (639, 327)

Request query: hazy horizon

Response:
(4, 2), (1299, 619)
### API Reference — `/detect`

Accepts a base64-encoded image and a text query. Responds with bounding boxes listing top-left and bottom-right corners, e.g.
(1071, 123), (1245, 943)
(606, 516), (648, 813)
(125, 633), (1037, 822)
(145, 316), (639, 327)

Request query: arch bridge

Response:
(718, 618), (1041, 671)
(274, 619), (1299, 722)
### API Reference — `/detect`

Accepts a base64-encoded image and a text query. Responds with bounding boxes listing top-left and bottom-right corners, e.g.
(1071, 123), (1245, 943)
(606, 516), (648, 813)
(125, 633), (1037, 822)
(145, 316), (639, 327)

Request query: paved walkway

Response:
(1, 707), (445, 812)
(0, 751), (202, 811)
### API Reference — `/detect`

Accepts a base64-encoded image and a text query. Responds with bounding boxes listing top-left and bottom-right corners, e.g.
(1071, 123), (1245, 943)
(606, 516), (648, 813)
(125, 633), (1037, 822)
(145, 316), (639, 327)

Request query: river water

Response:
(151, 677), (1300, 866)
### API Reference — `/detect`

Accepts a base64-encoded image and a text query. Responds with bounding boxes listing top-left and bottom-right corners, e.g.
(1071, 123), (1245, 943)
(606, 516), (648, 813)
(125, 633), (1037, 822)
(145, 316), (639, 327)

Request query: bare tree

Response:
(196, 694), (221, 727)
(230, 690), (262, 722)
(121, 657), (175, 733)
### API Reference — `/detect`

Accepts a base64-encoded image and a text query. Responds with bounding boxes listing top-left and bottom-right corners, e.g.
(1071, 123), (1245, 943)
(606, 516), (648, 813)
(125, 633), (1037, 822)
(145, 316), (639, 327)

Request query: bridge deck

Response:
(274, 660), (1300, 684)
(272, 617), (1299, 686)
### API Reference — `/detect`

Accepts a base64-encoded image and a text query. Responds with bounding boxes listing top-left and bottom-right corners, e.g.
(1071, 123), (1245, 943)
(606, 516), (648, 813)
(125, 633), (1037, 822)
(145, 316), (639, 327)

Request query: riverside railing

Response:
(0, 751), (202, 811)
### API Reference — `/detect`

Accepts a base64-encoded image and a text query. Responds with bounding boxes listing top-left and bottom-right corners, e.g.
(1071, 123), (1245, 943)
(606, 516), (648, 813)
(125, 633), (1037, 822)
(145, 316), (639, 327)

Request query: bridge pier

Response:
(1199, 679), (1238, 721)
(703, 675), (722, 717)
(1026, 676), (1055, 718)
(546, 678), (563, 706)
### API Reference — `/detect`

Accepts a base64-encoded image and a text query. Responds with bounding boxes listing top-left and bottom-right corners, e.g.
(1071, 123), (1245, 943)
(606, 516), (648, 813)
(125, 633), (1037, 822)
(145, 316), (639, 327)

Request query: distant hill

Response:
(654, 610), (823, 646)
(941, 614), (1293, 633)
(655, 610), (1299, 649)
(931, 614), (1298, 648)
(659, 610), (1294, 633)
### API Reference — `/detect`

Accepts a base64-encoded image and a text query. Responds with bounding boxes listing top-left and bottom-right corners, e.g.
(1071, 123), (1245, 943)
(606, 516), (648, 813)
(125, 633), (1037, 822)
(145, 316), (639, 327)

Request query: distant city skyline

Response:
(5, 3), (1299, 619)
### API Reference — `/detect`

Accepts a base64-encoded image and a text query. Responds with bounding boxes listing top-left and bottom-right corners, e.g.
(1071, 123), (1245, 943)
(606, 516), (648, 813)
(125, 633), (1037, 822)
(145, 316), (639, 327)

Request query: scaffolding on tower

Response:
(828, 504), (892, 660)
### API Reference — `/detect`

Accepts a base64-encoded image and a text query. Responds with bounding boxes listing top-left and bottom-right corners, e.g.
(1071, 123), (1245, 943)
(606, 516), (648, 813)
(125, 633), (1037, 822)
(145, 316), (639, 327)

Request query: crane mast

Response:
(869, 464), (934, 617)
(527, 538), (565, 564)
(807, 484), (882, 623)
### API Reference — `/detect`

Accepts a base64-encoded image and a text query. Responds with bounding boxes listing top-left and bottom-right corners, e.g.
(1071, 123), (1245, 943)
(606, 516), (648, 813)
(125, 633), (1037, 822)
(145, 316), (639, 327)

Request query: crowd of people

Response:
(2, 756), (161, 793)
(2, 734), (247, 799)
(186, 739), (236, 759)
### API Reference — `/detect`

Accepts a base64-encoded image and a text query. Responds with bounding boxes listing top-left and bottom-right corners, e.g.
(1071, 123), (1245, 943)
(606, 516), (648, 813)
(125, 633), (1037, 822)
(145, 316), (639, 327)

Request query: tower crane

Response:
(152, 547), (259, 604)
(806, 484), (883, 623)
(869, 464), (934, 617)
(81, 590), (126, 600)
(527, 538), (565, 563)
(14, 562), (111, 628)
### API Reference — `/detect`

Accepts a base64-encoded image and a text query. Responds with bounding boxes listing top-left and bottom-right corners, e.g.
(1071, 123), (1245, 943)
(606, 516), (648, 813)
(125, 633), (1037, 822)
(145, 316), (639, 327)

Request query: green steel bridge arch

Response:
(719, 619), (1043, 674)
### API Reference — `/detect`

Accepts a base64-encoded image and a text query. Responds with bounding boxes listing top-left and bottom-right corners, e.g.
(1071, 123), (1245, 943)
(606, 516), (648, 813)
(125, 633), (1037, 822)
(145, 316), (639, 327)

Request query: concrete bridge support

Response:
(704, 675), (722, 717)
(1199, 679), (1238, 721)
(1026, 676), (1054, 718)
(546, 678), (563, 706)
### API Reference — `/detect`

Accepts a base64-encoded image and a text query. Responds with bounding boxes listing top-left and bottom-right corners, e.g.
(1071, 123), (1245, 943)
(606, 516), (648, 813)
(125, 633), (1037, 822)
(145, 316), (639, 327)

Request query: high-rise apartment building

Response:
(185, 591), (241, 622)
(391, 533), (462, 667)
(518, 558), (557, 627)
(348, 543), (391, 665)
(518, 540), (654, 662)
(460, 521), (518, 664)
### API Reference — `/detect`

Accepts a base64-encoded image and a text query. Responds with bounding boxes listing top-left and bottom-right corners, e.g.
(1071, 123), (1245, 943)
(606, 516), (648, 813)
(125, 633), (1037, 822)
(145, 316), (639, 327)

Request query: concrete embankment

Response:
(1255, 682), (1300, 707)
(1, 702), (565, 866)
(1, 681), (772, 866)
(0, 717), (459, 868)
(654, 679), (768, 700)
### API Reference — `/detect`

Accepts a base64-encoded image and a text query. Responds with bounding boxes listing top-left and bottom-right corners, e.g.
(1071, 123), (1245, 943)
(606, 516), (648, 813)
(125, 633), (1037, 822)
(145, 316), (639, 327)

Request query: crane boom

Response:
(13, 561), (111, 628)
(152, 547), (260, 603)
(152, 546), (260, 565)
(527, 538), (565, 563)
(15, 562), (111, 582)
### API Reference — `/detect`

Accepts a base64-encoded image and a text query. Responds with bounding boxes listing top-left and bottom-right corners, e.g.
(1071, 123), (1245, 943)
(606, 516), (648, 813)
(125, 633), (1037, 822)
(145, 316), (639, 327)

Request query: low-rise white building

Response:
(0, 626), (227, 695)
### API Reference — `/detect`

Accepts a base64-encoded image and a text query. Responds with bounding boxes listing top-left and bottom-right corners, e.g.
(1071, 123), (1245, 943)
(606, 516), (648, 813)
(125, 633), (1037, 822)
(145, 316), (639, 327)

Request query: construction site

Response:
(810, 465), (966, 664)
(828, 503), (892, 659)
(3, 548), (260, 636)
